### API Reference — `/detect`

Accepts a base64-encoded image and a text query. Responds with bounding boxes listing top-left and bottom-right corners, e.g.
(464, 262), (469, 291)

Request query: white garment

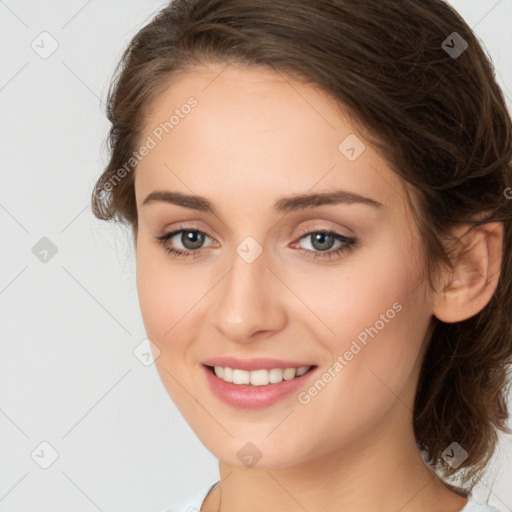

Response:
(165, 481), (504, 512)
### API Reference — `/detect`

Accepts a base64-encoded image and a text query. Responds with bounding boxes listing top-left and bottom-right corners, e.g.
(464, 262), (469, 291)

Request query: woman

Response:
(91, 1), (512, 511)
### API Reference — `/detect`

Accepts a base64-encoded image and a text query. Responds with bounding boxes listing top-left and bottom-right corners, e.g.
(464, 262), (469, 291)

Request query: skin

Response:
(133, 62), (503, 512)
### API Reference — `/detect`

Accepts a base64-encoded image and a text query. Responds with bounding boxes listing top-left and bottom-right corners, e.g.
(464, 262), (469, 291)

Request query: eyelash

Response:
(154, 226), (357, 261)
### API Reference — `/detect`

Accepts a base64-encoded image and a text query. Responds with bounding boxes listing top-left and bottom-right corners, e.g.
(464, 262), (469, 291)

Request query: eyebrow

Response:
(141, 189), (383, 213)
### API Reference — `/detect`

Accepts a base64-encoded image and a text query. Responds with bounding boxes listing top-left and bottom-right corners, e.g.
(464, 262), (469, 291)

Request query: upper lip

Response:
(202, 356), (316, 371)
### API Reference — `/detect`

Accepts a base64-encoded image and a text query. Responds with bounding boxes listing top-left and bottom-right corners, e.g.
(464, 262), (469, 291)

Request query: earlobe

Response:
(432, 222), (503, 324)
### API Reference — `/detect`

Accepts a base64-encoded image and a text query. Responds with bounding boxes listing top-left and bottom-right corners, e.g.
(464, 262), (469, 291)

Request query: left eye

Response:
(297, 231), (345, 252)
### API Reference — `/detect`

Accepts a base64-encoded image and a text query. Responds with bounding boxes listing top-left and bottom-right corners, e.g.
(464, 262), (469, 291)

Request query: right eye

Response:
(154, 228), (216, 258)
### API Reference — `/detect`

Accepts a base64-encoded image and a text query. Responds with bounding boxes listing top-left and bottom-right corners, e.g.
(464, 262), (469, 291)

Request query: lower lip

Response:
(202, 364), (317, 409)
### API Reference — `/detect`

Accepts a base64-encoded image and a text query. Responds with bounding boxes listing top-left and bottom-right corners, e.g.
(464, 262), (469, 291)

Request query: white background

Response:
(0, 1), (511, 511)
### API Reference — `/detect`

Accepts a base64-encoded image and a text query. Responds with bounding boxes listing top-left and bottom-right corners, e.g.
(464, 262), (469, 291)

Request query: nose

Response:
(210, 245), (287, 344)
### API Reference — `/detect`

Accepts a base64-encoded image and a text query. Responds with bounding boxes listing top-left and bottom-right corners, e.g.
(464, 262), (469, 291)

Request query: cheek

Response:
(135, 240), (212, 396)
(289, 287), (428, 455)
(136, 240), (198, 338)
(298, 239), (428, 403)
(135, 248), (199, 412)
(296, 238), (421, 346)
(136, 249), (168, 339)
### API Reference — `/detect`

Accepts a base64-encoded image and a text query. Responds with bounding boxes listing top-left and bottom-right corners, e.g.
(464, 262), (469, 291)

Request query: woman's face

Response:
(134, 62), (434, 468)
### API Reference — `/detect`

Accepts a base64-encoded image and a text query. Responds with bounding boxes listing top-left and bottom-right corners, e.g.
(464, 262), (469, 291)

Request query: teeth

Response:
(283, 368), (296, 380)
(232, 369), (250, 385)
(213, 365), (311, 385)
(296, 366), (309, 377)
(250, 369), (269, 386)
(269, 368), (283, 383)
(222, 367), (233, 383)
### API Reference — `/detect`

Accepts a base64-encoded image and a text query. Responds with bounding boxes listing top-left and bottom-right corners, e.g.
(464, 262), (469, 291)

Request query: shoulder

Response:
(462, 499), (503, 512)
(163, 481), (219, 512)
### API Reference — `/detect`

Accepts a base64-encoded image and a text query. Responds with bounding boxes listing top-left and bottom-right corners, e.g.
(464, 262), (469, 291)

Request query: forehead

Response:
(135, 63), (406, 217)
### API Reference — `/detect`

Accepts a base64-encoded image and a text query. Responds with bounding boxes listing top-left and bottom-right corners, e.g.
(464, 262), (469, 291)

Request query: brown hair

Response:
(91, 0), (512, 493)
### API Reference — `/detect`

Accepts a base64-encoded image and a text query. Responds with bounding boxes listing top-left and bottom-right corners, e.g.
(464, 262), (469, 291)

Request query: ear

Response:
(432, 221), (503, 323)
